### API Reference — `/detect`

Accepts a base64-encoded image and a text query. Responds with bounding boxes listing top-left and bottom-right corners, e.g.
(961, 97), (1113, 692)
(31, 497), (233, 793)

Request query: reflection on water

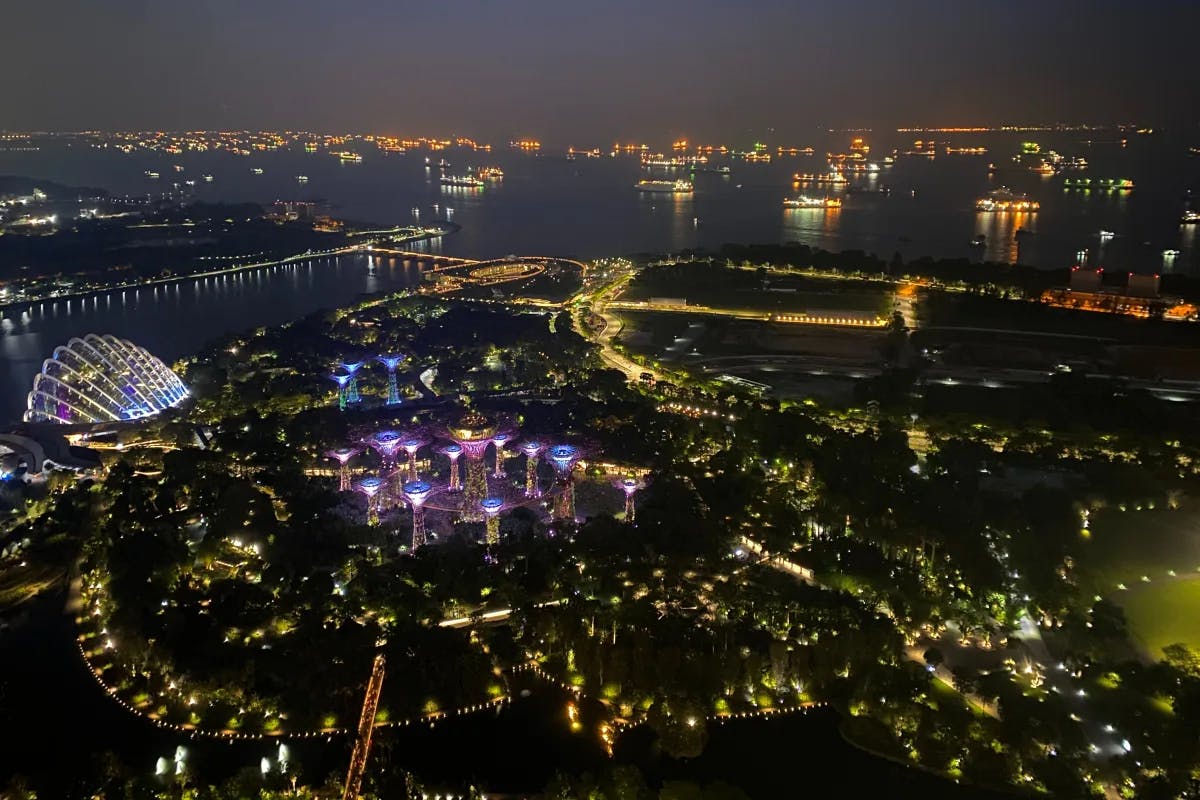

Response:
(975, 210), (1036, 264)
(782, 205), (842, 244)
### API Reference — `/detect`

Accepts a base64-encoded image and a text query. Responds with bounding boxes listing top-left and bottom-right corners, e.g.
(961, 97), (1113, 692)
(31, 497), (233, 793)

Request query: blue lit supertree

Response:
(378, 354), (405, 406)
(331, 374), (352, 411)
(341, 361), (364, 404)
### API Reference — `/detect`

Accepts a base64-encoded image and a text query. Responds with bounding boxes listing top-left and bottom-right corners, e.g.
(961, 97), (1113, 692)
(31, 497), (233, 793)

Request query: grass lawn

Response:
(1117, 577), (1200, 657)
(1073, 504), (1200, 593)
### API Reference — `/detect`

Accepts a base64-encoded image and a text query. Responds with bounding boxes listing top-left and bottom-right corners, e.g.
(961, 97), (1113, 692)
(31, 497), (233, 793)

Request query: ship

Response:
(783, 195), (842, 209)
(1180, 210), (1199, 224)
(296, 175), (309, 183)
(976, 187), (1039, 212)
(145, 171), (160, 179)
(202, 174), (213, 182)
(476, 167), (504, 180)
(333, 151), (362, 163)
(1063, 177), (1134, 191)
(304, 143), (318, 153)
(252, 168), (264, 175)
(971, 234), (987, 247)
(793, 171), (848, 184)
(440, 175), (485, 188)
(635, 179), (693, 194)
(701, 165), (731, 174)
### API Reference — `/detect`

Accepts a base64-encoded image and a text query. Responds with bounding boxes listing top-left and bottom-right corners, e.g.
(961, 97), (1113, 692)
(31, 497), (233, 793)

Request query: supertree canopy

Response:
(445, 409), (503, 522)
(378, 354), (405, 406)
(326, 446), (359, 492)
(440, 443), (464, 492)
(25, 334), (189, 424)
(402, 480), (434, 550)
(521, 440), (546, 497)
(356, 476), (384, 526)
(619, 475), (643, 523)
(548, 444), (582, 522)
(331, 373), (352, 411)
(341, 361), (363, 405)
(481, 497), (505, 544)
(399, 433), (428, 483)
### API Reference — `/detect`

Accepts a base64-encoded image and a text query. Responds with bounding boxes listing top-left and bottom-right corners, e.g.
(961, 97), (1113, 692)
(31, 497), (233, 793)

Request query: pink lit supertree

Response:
(491, 432), (514, 479)
(356, 476), (384, 526)
(521, 440), (545, 498)
(440, 442), (463, 492)
(618, 475), (643, 523)
(443, 409), (502, 522)
(402, 480), (434, 551)
(369, 430), (404, 468)
(547, 444), (582, 522)
(325, 446), (359, 492)
(399, 433), (428, 483)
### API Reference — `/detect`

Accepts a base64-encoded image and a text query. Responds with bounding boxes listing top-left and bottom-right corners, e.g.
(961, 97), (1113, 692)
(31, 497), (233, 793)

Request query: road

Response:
(342, 653), (387, 800)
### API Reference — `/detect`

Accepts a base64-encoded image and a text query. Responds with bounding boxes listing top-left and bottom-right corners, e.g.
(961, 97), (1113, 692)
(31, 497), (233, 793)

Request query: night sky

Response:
(8, 0), (1197, 142)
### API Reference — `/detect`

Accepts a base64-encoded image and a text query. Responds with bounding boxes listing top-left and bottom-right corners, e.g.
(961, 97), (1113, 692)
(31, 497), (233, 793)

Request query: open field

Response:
(1118, 578), (1200, 656)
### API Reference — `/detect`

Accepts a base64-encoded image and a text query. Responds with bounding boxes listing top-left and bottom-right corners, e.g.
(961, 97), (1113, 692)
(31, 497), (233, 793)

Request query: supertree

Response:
(547, 444), (581, 522)
(491, 431), (513, 479)
(331, 374), (352, 411)
(369, 430), (405, 504)
(402, 480), (433, 551)
(356, 476), (384, 526)
(440, 443), (463, 492)
(445, 409), (501, 522)
(481, 497), (504, 545)
(325, 446), (359, 492)
(618, 476), (643, 523)
(341, 361), (364, 405)
(378, 354), (405, 406)
(399, 433), (428, 483)
(521, 440), (545, 498)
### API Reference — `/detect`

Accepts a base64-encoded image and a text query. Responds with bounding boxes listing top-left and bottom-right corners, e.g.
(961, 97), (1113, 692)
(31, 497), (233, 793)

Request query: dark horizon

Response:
(7, 0), (1198, 143)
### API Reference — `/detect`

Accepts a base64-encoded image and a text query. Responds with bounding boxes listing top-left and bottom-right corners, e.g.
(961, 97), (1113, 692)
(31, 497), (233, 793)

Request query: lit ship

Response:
(642, 155), (708, 167)
(476, 167), (504, 180)
(793, 171), (848, 184)
(976, 188), (1038, 212)
(635, 179), (693, 194)
(333, 151), (363, 162)
(1063, 177), (1133, 190)
(304, 143), (318, 153)
(252, 168), (264, 175)
(440, 175), (485, 188)
(145, 171), (159, 179)
(783, 195), (842, 209)
(296, 175), (309, 183)
(1182, 210), (1200, 224)
(202, 174), (213, 182)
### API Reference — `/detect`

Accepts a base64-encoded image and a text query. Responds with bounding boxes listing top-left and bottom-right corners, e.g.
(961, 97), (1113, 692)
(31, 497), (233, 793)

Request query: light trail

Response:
(342, 653), (386, 800)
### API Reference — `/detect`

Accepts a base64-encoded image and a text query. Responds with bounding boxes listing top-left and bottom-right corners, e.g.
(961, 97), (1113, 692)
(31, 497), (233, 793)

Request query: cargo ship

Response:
(441, 175), (485, 188)
(1183, 210), (1200, 225)
(976, 188), (1039, 212)
(793, 171), (848, 184)
(635, 179), (693, 194)
(1063, 177), (1134, 191)
(333, 151), (362, 163)
(476, 167), (504, 180)
(783, 195), (842, 209)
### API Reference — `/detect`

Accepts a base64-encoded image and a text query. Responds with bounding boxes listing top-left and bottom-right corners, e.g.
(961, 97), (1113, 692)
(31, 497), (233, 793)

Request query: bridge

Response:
(342, 653), (387, 800)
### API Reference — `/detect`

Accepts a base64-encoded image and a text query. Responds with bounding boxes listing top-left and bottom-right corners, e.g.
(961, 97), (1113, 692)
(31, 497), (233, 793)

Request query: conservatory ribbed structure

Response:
(24, 334), (189, 424)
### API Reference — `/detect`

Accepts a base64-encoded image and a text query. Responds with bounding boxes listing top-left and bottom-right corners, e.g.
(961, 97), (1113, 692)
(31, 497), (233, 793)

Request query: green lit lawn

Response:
(1118, 577), (1200, 657)
(1073, 504), (1200, 593)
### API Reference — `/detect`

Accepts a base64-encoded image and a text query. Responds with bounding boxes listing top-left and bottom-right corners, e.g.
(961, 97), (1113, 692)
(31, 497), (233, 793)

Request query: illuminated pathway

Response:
(342, 653), (387, 800)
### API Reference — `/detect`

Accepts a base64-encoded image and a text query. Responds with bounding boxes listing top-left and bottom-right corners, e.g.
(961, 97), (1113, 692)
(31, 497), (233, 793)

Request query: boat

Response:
(793, 171), (848, 184)
(846, 185), (891, 196)
(438, 159), (451, 168)
(476, 167), (504, 180)
(1063, 177), (1133, 190)
(304, 143), (318, 153)
(976, 187), (1039, 212)
(173, 165), (184, 172)
(145, 171), (159, 179)
(1182, 210), (1200, 224)
(184, 179), (195, 186)
(252, 168), (264, 175)
(783, 195), (841, 209)
(440, 175), (485, 188)
(202, 174), (213, 182)
(1099, 229), (1115, 241)
(971, 234), (987, 247)
(702, 165), (731, 175)
(333, 151), (362, 163)
(296, 175), (309, 183)
(635, 179), (693, 194)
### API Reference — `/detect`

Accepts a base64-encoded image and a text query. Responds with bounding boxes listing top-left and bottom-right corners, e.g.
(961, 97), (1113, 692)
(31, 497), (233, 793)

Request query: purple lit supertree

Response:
(325, 446), (359, 492)
(399, 433), (428, 483)
(491, 432), (513, 479)
(356, 476), (384, 526)
(481, 497), (505, 544)
(341, 361), (364, 404)
(369, 430), (405, 504)
(521, 440), (545, 498)
(331, 374), (352, 411)
(547, 444), (581, 522)
(440, 442), (463, 492)
(378, 354), (405, 406)
(618, 475), (643, 523)
(402, 480), (433, 551)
